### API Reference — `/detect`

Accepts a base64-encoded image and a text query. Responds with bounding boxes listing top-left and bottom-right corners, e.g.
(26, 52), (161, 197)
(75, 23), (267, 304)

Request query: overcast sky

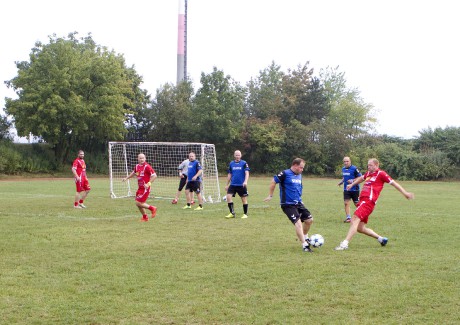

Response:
(1, 0), (458, 139)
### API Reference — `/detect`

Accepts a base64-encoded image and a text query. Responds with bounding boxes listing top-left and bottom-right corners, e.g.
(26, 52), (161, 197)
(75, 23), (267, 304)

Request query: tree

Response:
(242, 117), (286, 173)
(245, 61), (284, 119)
(281, 63), (329, 126)
(192, 67), (245, 145)
(123, 67), (152, 141)
(4, 32), (147, 163)
(415, 126), (460, 165)
(0, 114), (11, 141)
(143, 80), (194, 142)
(320, 66), (376, 138)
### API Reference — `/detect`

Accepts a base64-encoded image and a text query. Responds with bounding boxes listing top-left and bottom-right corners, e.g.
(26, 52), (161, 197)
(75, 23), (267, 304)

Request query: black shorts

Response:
(281, 203), (312, 224)
(343, 191), (360, 203)
(185, 180), (201, 193)
(227, 185), (248, 197)
(178, 175), (187, 191)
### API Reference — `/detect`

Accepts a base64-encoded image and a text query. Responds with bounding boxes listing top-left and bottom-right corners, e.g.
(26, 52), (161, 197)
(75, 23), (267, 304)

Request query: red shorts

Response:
(75, 177), (90, 192)
(135, 186), (151, 203)
(354, 199), (375, 224)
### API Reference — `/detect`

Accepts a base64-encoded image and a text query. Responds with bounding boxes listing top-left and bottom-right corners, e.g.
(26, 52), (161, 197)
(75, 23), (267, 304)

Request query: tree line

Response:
(2, 33), (459, 180)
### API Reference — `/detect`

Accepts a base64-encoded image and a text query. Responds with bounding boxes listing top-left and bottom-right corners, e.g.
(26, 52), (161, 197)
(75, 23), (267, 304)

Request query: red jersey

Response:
(359, 169), (393, 203)
(134, 163), (155, 188)
(72, 158), (87, 178)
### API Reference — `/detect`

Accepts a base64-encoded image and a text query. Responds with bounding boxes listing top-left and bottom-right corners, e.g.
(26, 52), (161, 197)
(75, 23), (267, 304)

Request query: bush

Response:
(353, 143), (453, 180)
(0, 143), (22, 174)
(0, 142), (59, 174)
(411, 150), (454, 180)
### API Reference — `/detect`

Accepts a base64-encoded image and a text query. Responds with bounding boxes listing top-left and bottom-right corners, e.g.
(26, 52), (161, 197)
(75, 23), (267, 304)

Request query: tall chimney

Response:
(177, 0), (187, 84)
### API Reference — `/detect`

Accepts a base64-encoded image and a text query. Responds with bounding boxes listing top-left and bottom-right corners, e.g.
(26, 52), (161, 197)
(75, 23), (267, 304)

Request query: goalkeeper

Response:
(172, 157), (195, 205)
(123, 153), (158, 222)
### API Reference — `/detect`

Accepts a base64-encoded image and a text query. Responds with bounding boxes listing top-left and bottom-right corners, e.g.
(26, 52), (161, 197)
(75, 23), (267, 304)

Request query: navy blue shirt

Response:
(274, 169), (303, 205)
(342, 165), (361, 191)
(227, 160), (250, 186)
(187, 160), (202, 182)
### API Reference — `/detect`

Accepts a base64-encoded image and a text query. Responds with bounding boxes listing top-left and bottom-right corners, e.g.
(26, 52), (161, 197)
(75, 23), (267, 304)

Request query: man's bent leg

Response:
(357, 223), (380, 239)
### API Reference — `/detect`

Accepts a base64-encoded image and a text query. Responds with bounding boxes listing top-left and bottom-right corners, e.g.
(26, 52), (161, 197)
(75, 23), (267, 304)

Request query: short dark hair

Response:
(291, 158), (305, 166)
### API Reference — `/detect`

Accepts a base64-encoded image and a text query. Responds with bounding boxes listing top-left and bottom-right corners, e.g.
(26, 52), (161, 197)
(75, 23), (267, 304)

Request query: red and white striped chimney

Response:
(177, 0), (187, 84)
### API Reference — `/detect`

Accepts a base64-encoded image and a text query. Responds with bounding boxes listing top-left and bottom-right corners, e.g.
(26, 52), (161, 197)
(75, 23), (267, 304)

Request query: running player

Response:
(123, 153), (158, 222)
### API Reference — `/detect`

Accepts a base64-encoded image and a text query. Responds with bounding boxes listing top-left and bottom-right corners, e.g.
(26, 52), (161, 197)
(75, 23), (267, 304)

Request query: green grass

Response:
(0, 177), (459, 324)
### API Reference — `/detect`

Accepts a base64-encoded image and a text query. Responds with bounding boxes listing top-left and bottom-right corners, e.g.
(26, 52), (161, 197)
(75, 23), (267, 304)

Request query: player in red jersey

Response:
(72, 150), (91, 208)
(122, 153), (158, 222)
(335, 158), (414, 250)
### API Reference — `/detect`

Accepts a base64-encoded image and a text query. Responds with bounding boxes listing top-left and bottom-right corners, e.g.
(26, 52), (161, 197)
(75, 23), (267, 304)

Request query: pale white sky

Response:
(1, 0), (458, 139)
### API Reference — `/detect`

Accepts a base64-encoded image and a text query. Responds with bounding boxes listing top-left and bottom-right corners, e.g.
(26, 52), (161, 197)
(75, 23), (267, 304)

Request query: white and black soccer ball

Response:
(222, 195), (227, 202)
(309, 234), (325, 248)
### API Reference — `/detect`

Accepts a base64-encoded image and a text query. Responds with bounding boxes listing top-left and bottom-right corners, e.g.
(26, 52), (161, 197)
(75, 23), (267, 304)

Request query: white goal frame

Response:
(108, 141), (221, 203)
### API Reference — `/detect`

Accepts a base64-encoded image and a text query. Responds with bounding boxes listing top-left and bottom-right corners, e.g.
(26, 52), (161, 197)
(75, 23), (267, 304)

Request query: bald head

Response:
(343, 156), (351, 168)
(138, 153), (146, 164)
(234, 150), (242, 162)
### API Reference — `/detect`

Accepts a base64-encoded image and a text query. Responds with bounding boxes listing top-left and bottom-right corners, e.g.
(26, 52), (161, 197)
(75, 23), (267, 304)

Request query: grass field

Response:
(0, 177), (459, 324)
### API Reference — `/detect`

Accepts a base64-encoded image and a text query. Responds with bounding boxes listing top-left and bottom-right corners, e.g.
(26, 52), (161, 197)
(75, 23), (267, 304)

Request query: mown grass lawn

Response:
(0, 177), (458, 324)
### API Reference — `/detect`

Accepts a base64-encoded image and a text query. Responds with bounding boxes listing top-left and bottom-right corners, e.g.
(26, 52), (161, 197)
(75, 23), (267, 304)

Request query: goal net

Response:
(108, 142), (221, 203)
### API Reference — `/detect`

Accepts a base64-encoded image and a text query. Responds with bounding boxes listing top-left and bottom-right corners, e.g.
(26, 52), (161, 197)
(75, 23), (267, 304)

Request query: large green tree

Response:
(320, 66), (376, 139)
(5, 33), (146, 162)
(281, 63), (329, 126)
(242, 117), (286, 173)
(243, 62), (332, 172)
(245, 61), (284, 120)
(143, 81), (194, 142)
(192, 67), (245, 145)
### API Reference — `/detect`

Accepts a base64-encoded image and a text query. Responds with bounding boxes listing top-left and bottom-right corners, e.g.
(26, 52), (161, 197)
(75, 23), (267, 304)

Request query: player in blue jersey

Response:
(225, 150), (250, 219)
(264, 158), (314, 253)
(337, 156), (362, 223)
(182, 152), (204, 211)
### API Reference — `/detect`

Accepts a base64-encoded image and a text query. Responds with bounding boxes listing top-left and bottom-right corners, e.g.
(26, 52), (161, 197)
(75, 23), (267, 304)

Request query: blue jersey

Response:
(274, 169), (303, 205)
(187, 159), (202, 182)
(227, 160), (250, 186)
(342, 165), (361, 191)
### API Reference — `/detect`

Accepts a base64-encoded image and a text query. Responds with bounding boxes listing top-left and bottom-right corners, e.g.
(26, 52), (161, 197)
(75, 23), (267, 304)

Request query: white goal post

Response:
(108, 142), (221, 203)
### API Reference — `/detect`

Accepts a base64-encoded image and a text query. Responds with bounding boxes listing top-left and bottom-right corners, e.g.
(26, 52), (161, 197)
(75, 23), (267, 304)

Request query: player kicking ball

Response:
(335, 158), (414, 251)
(123, 153), (158, 222)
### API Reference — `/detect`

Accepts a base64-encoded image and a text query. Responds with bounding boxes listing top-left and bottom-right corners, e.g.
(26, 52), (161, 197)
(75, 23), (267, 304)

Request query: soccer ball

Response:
(222, 195), (227, 201)
(309, 234), (325, 248)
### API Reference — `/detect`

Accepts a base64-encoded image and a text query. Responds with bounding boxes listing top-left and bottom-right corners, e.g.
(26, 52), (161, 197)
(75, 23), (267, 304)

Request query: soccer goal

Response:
(108, 142), (221, 203)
